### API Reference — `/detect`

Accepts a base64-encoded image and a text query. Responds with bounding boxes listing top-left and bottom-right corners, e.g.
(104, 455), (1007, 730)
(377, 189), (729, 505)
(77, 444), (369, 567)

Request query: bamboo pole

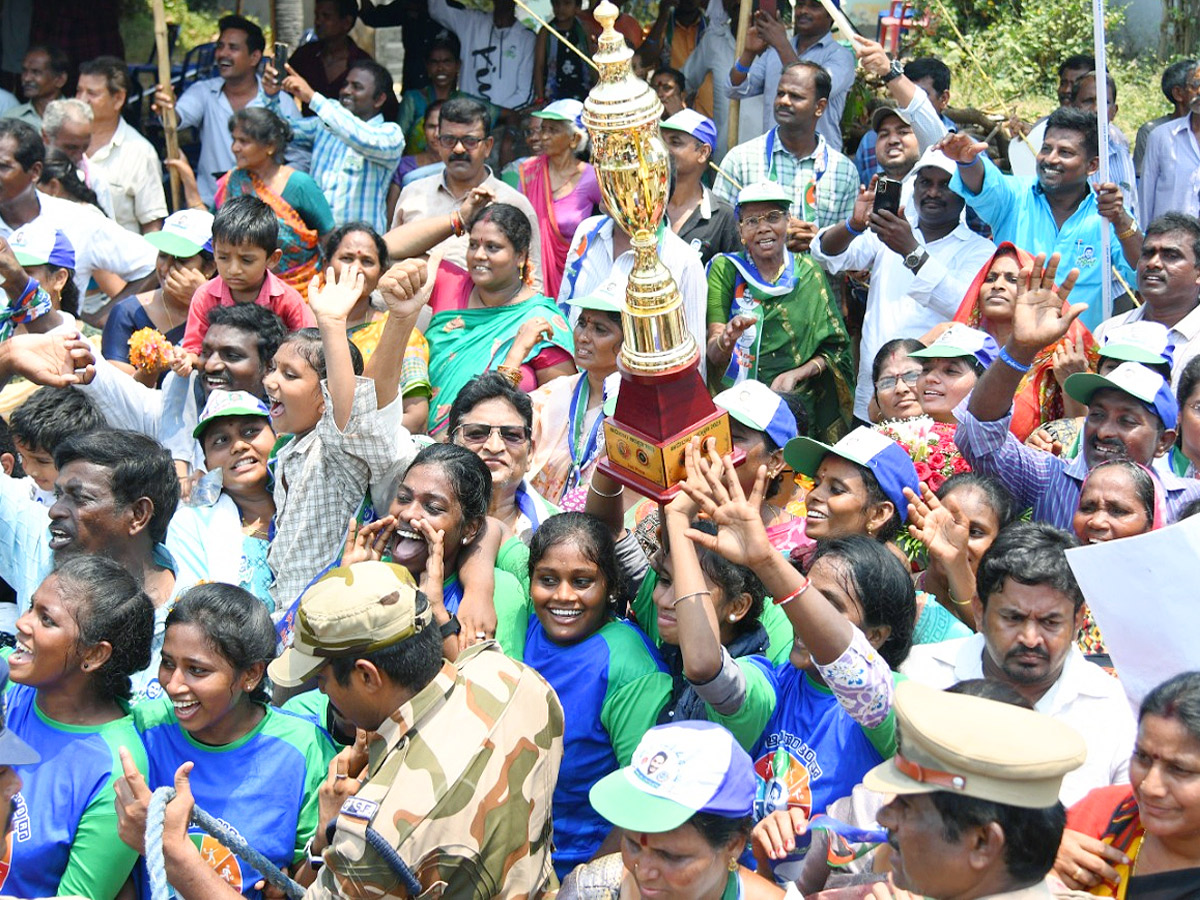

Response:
(152, 0), (182, 211)
(728, 0), (753, 149)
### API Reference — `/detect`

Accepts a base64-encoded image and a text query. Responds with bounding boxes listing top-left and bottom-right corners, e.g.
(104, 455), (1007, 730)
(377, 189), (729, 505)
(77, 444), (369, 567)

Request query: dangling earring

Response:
(728, 858), (738, 872)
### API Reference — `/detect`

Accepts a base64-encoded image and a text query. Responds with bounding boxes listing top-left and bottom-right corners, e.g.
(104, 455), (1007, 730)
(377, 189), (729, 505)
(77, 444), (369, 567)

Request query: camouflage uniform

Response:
(308, 642), (565, 899)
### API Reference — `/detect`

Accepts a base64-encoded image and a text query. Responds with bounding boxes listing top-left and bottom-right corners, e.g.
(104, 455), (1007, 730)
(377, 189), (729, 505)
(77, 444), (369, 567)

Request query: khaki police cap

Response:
(862, 681), (1087, 808)
(268, 561), (431, 687)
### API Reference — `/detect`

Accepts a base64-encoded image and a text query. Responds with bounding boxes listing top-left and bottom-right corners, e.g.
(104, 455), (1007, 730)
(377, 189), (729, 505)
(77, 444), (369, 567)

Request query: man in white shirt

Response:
(39, 98), (114, 219)
(153, 15), (300, 206)
(388, 96), (543, 288)
(812, 149), (994, 422)
(1095, 213), (1200, 391)
(558, 210), (708, 378)
(901, 522), (1135, 807)
(681, 0), (738, 160)
(1140, 61), (1200, 225)
(0, 119), (155, 309)
(726, 0), (854, 151)
(427, 0), (535, 114)
(77, 55), (168, 234)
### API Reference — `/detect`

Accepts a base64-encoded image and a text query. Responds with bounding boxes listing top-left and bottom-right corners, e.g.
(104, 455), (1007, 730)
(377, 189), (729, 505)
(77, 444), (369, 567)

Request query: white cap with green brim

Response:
(1099, 321), (1174, 367)
(1064, 362), (1178, 431)
(193, 389), (271, 439)
(784, 426), (920, 523)
(736, 181), (791, 209)
(589, 722), (755, 833)
(908, 323), (999, 369)
(572, 280), (624, 315)
(533, 99), (584, 124)
(145, 209), (215, 259)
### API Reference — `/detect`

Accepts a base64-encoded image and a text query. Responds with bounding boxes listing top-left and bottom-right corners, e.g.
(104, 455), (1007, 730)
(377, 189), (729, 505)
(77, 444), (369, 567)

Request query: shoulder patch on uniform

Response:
(340, 797), (380, 821)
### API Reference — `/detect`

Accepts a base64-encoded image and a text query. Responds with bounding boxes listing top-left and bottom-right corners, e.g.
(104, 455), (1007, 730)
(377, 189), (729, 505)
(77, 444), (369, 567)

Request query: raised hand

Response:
(459, 185), (496, 223)
(850, 33), (893, 79)
(342, 515), (398, 565)
(752, 10), (791, 53)
(904, 484), (967, 571)
(849, 177), (876, 233)
(936, 131), (988, 166)
(785, 217), (819, 253)
(413, 517), (446, 609)
(1093, 182), (1130, 227)
(1010, 253), (1085, 359)
(1051, 334), (1090, 385)
(308, 263), (366, 323)
(869, 207), (918, 257)
(376, 258), (429, 320)
(678, 439), (775, 569)
(280, 63), (316, 106)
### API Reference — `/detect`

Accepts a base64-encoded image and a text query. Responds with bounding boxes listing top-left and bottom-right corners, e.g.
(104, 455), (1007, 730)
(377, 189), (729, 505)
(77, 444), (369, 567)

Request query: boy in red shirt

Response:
(180, 195), (315, 358)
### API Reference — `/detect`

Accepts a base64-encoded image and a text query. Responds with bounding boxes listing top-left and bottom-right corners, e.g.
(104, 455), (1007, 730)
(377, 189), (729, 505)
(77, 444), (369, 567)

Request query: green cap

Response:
(573, 281), (624, 315)
(735, 180), (792, 208)
(192, 390), (271, 439)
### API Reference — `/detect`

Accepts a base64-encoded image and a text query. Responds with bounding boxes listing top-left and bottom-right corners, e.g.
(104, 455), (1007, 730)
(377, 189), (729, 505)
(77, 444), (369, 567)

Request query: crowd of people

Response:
(0, 1), (1198, 899)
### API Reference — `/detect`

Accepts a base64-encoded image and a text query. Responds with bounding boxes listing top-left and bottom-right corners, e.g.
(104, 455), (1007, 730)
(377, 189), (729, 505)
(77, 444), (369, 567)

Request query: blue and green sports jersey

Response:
(750, 666), (901, 882)
(519, 615), (671, 879)
(2, 683), (148, 900)
(133, 699), (337, 899)
(632, 569), (778, 751)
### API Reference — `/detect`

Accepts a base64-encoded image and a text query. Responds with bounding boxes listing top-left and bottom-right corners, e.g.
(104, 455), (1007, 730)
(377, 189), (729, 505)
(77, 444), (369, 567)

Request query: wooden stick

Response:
(513, 0), (600, 72)
(728, 0), (753, 149)
(152, 0), (182, 211)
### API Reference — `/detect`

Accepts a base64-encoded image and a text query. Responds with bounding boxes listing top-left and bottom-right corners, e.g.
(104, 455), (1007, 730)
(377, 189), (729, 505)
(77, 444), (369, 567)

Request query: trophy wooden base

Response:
(598, 362), (743, 503)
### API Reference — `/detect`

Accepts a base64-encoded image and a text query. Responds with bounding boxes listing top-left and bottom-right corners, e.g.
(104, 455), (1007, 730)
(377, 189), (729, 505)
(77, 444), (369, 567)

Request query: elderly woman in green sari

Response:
(705, 181), (854, 443)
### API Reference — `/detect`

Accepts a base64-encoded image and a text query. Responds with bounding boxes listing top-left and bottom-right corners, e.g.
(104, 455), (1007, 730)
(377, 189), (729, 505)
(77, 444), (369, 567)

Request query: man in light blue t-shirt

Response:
(941, 106), (1140, 330)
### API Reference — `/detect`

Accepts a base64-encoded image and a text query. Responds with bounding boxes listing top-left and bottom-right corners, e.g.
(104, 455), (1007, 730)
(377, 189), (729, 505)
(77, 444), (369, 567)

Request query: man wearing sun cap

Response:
(1092, 212), (1200, 391)
(865, 680), (1086, 900)
(785, 425), (921, 534)
(661, 109), (739, 266)
(958, 259), (1200, 529)
(223, 561), (562, 899)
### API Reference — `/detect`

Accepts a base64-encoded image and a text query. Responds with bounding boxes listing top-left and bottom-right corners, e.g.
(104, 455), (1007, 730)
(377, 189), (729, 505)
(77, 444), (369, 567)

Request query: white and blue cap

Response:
(661, 109), (719, 150)
(714, 380), (798, 449)
(589, 722), (755, 832)
(533, 98), (584, 128)
(1064, 362), (1179, 431)
(145, 209), (215, 258)
(10, 220), (75, 269)
(784, 426), (921, 522)
(0, 657), (39, 766)
(908, 323), (999, 370)
(1099, 321), (1174, 368)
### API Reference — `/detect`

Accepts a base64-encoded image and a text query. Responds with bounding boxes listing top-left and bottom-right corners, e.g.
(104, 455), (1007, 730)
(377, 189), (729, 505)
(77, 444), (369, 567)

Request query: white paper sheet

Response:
(1065, 513), (1200, 708)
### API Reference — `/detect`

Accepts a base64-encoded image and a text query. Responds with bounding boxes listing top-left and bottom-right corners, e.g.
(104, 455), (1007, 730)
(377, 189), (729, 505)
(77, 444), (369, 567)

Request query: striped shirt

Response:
(953, 398), (1200, 529)
(272, 93), (405, 233)
(713, 130), (858, 229)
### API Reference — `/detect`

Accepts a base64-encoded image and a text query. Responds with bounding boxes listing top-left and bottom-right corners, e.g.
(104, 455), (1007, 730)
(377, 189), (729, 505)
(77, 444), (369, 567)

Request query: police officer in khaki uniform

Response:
(863, 680), (1088, 900)
(152, 561), (565, 900)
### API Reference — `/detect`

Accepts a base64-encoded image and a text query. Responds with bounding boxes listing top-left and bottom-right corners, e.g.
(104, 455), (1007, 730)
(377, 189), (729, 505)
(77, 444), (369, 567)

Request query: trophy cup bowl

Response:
(583, 0), (740, 501)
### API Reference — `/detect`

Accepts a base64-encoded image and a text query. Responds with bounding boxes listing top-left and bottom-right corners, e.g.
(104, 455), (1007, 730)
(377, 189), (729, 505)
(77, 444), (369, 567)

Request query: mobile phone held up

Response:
(873, 177), (902, 217)
(274, 43), (288, 85)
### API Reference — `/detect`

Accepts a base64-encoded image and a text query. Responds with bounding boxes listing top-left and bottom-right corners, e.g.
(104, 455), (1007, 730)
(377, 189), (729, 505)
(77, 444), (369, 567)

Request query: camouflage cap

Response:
(269, 561), (432, 687)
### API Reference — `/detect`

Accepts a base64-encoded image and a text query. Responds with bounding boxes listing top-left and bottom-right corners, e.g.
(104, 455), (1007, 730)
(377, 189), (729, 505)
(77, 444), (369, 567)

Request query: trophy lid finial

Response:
(593, 0), (619, 33)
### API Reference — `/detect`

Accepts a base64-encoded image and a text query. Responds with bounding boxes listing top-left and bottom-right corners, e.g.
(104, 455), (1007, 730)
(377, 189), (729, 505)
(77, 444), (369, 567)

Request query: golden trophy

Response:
(583, 0), (737, 501)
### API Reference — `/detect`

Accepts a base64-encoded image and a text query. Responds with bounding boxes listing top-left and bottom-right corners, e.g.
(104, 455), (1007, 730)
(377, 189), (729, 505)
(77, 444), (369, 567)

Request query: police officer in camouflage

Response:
(152, 561), (565, 899)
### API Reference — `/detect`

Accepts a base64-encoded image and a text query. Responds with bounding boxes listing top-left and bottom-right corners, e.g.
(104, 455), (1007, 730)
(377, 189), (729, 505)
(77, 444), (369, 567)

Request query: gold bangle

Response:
(496, 365), (523, 387)
(947, 587), (973, 607)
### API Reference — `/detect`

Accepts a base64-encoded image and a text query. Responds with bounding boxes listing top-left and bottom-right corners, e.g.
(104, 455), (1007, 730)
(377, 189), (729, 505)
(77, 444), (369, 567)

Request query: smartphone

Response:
(873, 176), (902, 217)
(273, 42), (288, 84)
(759, 0), (777, 17)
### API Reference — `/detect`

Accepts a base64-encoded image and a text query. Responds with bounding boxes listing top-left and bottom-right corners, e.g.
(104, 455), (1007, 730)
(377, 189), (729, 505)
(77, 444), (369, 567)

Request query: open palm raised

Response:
(1010, 253), (1087, 358)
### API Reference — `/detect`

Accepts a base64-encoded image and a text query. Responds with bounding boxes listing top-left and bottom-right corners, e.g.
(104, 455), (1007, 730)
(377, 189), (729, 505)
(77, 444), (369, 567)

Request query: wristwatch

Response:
(902, 247), (929, 272)
(882, 58), (905, 83)
(440, 614), (462, 639)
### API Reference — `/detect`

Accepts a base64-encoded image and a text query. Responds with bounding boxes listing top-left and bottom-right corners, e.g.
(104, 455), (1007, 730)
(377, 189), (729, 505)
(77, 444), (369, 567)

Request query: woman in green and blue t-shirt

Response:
(126, 584), (336, 899)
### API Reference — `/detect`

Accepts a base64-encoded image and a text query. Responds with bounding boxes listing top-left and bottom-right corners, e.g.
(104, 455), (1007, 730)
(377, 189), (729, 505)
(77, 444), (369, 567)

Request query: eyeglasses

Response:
(437, 133), (487, 150)
(454, 423), (531, 446)
(739, 210), (787, 230)
(875, 371), (921, 392)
